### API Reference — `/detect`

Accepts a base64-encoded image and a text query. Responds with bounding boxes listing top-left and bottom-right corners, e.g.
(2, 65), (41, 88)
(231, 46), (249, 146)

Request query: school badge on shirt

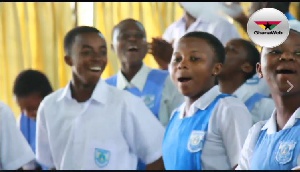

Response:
(276, 141), (297, 164)
(187, 130), (206, 153)
(142, 95), (155, 109)
(94, 148), (110, 168)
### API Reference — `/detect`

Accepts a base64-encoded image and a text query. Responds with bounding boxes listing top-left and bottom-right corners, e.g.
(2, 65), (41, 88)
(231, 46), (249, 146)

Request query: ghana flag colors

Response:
(254, 21), (281, 30)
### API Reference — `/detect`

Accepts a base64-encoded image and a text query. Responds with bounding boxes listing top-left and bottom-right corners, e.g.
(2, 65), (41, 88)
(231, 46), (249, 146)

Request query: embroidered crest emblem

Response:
(275, 141), (297, 164)
(187, 130), (206, 153)
(142, 95), (155, 109)
(94, 148), (110, 168)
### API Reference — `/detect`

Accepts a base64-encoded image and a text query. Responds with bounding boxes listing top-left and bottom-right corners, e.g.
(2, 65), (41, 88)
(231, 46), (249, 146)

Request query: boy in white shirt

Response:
(0, 101), (35, 170)
(106, 18), (184, 127)
(35, 26), (165, 170)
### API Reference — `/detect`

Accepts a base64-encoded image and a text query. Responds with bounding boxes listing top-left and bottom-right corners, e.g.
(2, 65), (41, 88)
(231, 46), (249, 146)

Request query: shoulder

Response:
(254, 97), (275, 112)
(219, 96), (249, 109)
(165, 19), (182, 30)
(260, 97), (275, 105)
(105, 83), (144, 106)
(209, 16), (233, 26)
(149, 69), (169, 77)
(0, 101), (11, 114)
(214, 95), (252, 121)
(0, 101), (14, 120)
(41, 88), (65, 105)
(244, 120), (267, 147)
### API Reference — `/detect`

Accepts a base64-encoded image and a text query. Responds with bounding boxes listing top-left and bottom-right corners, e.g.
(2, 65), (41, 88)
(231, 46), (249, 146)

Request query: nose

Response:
(178, 58), (189, 69)
(279, 52), (295, 61)
(92, 52), (106, 61)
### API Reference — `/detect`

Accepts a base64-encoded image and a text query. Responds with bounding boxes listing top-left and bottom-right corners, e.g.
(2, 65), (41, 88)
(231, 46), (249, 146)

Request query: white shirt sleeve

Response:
(209, 18), (241, 46)
(162, 23), (175, 43)
(236, 121), (266, 170)
(160, 76), (184, 126)
(218, 99), (252, 168)
(36, 101), (55, 168)
(121, 93), (165, 165)
(0, 102), (35, 170)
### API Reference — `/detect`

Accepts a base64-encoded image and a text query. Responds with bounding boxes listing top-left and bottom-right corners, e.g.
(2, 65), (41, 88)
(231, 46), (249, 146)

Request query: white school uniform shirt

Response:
(174, 86), (252, 170)
(162, 15), (240, 47)
(232, 82), (275, 124)
(237, 108), (300, 170)
(246, 74), (271, 97)
(36, 79), (165, 170)
(0, 101), (35, 170)
(116, 63), (184, 126)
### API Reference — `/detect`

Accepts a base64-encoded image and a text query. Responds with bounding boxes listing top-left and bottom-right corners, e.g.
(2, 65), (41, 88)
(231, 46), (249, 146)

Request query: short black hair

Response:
(181, 31), (225, 63)
(238, 39), (260, 79)
(111, 18), (146, 40)
(13, 69), (53, 98)
(64, 26), (103, 56)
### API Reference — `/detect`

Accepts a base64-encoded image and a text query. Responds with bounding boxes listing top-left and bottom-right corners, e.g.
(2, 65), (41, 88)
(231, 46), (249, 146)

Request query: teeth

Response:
(128, 45), (138, 49)
(90, 66), (101, 71)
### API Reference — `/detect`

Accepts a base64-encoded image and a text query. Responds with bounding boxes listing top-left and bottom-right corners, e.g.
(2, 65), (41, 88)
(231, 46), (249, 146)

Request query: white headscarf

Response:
(289, 20), (300, 33)
(179, 2), (221, 19)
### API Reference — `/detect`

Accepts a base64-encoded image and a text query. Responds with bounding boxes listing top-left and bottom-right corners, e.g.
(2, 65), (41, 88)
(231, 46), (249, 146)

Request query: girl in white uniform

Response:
(162, 31), (252, 170)
(237, 21), (300, 170)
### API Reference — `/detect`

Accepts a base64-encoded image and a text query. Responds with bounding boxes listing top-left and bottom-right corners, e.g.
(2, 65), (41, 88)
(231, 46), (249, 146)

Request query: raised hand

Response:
(149, 38), (174, 70)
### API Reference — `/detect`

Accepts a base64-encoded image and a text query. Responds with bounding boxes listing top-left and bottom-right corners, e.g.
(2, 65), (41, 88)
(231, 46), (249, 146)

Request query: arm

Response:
(36, 101), (55, 169)
(150, 24), (175, 70)
(0, 103), (35, 170)
(219, 102), (252, 169)
(121, 94), (166, 170)
(220, 2), (249, 33)
(211, 18), (241, 46)
(236, 121), (266, 170)
(146, 157), (165, 170)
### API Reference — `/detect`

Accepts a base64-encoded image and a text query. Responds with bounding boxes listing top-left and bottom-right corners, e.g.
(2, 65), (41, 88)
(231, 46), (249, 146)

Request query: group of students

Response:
(1, 6), (300, 171)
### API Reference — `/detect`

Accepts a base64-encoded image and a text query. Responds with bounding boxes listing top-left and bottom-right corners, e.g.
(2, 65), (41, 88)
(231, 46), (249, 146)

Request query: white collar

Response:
(56, 79), (109, 105)
(261, 107), (300, 134)
(116, 63), (151, 91)
(178, 85), (221, 118)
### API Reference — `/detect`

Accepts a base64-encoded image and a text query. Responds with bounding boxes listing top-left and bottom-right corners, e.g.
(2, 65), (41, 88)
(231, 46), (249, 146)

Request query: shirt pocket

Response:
(83, 140), (119, 170)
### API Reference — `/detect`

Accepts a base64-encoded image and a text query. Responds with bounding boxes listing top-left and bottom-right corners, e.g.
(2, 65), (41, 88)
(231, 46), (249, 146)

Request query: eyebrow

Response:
(81, 44), (107, 49)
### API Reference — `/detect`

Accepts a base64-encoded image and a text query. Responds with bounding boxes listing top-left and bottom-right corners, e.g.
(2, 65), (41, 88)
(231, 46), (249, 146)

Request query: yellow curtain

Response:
(94, 2), (262, 79)
(94, 2), (184, 79)
(0, 2), (74, 117)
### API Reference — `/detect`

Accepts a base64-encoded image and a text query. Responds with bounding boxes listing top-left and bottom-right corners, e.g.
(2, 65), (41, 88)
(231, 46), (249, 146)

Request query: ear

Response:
(256, 62), (263, 78)
(64, 55), (73, 67)
(241, 62), (254, 74)
(212, 63), (223, 76)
